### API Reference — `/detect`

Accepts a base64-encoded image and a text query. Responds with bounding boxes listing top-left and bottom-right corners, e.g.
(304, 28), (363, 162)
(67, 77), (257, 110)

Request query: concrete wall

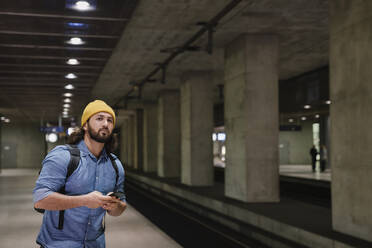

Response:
(330, 0), (372, 242)
(143, 104), (158, 173)
(1, 123), (45, 169)
(279, 121), (313, 165)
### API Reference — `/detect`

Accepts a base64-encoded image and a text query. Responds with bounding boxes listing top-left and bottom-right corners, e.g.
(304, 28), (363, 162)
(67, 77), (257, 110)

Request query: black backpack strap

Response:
(108, 154), (119, 185)
(58, 144), (81, 230)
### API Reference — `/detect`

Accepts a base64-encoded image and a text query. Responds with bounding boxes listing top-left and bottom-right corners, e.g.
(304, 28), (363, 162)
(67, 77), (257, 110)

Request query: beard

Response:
(87, 123), (112, 143)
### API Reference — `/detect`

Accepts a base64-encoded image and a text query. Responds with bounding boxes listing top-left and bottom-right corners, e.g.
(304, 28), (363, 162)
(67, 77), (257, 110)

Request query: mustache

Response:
(99, 127), (109, 132)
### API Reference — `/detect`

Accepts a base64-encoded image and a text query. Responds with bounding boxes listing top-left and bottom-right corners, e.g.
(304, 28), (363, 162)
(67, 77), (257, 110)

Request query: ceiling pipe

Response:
(114, 0), (243, 109)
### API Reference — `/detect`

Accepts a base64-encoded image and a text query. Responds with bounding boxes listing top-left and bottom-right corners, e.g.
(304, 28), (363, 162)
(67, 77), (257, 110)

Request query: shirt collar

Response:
(77, 139), (108, 161)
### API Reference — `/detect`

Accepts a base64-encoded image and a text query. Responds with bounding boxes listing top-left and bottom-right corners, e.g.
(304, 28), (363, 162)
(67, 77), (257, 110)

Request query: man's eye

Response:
(108, 119), (113, 123)
(97, 117), (103, 121)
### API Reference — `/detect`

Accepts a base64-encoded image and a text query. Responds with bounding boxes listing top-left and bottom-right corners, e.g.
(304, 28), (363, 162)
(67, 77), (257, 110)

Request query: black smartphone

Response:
(108, 192), (125, 198)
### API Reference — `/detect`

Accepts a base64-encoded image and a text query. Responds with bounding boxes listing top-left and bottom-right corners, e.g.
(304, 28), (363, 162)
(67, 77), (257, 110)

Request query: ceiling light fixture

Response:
(63, 104), (71, 108)
(65, 73), (77, 79)
(0, 116), (5, 121)
(315, 114), (320, 118)
(4, 118), (10, 123)
(288, 118), (294, 123)
(325, 100), (331, 105)
(64, 93), (73, 97)
(304, 105), (311, 109)
(67, 37), (85, 45)
(64, 98), (72, 103)
(301, 116), (307, 121)
(74, 1), (91, 11)
(64, 84), (75, 90)
(66, 58), (80, 65)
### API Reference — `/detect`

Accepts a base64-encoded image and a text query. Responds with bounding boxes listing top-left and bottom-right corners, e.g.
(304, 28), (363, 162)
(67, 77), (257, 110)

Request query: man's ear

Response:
(82, 122), (88, 131)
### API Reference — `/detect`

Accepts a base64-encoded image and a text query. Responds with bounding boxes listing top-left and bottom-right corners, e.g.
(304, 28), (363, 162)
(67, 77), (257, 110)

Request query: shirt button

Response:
(96, 177), (98, 180)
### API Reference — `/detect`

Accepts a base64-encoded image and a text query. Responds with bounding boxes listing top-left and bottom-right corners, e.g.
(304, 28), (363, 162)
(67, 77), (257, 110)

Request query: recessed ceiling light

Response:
(66, 58), (80, 65)
(64, 93), (73, 97)
(301, 116), (307, 121)
(4, 118), (10, 123)
(66, 22), (87, 28)
(63, 104), (71, 108)
(304, 105), (311, 109)
(64, 98), (72, 103)
(288, 118), (294, 123)
(63, 108), (70, 112)
(325, 100), (331, 105)
(0, 116), (5, 121)
(67, 37), (85, 45)
(65, 73), (77, 79)
(64, 84), (75, 90)
(315, 114), (320, 118)
(75, 1), (91, 11)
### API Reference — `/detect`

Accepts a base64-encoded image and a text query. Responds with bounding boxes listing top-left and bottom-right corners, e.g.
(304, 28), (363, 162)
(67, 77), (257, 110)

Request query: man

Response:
(33, 100), (127, 248)
(309, 145), (318, 172)
(319, 144), (328, 172)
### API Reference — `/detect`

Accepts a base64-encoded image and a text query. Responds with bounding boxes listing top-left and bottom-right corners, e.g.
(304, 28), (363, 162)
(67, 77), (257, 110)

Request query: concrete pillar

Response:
(224, 34), (279, 203)
(143, 103), (158, 173)
(127, 115), (135, 168)
(157, 91), (180, 178)
(136, 109), (144, 171)
(180, 72), (214, 186)
(119, 119), (129, 165)
(330, 0), (372, 242)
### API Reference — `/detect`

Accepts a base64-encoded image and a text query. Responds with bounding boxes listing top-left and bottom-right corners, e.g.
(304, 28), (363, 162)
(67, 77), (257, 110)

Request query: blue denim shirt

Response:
(33, 140), (126, 248)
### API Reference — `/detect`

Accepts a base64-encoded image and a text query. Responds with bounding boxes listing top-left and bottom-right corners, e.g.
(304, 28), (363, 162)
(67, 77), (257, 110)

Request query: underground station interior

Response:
(0, 1), (372, 248)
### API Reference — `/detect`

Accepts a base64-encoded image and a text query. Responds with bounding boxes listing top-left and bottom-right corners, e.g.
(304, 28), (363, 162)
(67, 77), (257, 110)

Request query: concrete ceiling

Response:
(93, 0), (329, 108)
(0, 0), (329, 124)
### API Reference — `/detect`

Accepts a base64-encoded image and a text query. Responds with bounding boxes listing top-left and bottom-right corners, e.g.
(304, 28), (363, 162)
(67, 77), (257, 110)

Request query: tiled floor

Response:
(0, 169), (181, 248)
(280, 164), (331, 182)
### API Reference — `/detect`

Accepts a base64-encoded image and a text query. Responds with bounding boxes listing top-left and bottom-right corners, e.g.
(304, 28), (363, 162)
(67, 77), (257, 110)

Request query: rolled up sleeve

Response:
(33, 147), (70, 203)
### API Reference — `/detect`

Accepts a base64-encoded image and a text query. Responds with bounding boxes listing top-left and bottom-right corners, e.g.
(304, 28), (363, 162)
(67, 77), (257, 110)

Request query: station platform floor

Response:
(279, 164), (331, 182)
(0, 169), (181, 248)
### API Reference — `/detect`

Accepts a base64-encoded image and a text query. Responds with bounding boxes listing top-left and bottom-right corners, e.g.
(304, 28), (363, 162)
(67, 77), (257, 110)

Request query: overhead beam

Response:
(0, 63), (101, 69)
(0, 30), (119, 39)
(0, 43), (113, 51)
(0, 11), (128, 22)
(0, 55), (106, 61)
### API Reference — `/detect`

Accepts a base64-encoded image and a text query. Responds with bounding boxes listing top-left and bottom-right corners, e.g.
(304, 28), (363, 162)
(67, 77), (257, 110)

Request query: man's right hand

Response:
(83, 191), (115, 209)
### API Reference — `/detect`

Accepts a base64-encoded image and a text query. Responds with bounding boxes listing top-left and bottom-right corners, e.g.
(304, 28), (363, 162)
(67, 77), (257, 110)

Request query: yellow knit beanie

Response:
(81, 100), (116, 127)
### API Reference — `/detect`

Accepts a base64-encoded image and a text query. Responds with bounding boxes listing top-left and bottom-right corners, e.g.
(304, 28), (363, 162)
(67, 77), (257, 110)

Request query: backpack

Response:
(35, 144), (120, 230)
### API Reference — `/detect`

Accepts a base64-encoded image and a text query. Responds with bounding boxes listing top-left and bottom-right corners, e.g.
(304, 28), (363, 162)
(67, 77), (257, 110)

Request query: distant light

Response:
(325, 100), (331, 105)
(67, 127), (76, 136)
(288, 118), (294, 123)
(4, 118), (10, 123)
(64, 93), (73, 97)
(212, 133), (217, 142)
(221, 145), (226, 155)
(64, 98), (72, 103)
(67, 37), (85, 45)
(304, 105), (311, 109)
(64, 84), (75, 90)
(0, 116), (5, 121)
(46, 133), (58, 143)
(315, 114), (320, 118)
(217, 133), (226, 141)
(66, 58), (80, 65)
(65, 73), (77, 79)
(63, 104), (71, 108)
(75, 1), (91, 11)
(301, 116), (307, 121)
(67, 22), (86, 28)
